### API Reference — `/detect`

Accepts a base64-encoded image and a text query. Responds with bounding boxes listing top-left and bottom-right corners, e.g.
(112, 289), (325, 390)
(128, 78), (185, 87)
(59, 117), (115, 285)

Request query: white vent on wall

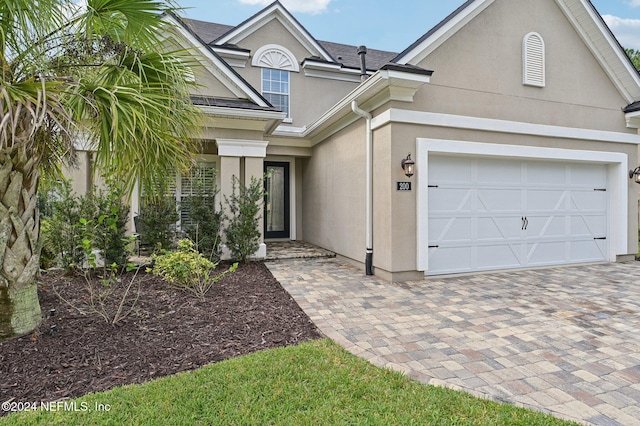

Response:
(252, 44), (300, 72)
(523, 32), (545, 87)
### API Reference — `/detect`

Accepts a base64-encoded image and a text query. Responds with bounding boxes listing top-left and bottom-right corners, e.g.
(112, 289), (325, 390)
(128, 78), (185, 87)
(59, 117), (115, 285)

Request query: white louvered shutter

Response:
(523, 32), (545, 87)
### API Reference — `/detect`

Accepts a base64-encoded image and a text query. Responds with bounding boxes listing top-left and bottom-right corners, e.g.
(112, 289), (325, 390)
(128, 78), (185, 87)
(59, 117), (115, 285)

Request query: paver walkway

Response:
(267, 257), (640, 426)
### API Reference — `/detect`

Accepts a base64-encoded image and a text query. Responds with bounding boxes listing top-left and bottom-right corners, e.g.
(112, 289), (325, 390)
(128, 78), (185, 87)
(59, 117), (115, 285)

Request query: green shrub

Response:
(39, 180), (84, 268)
(38, 218), (57, 269)
(137, 195), (179, 253)
(88, 182), (130, 267)
(222, 175), (265, 263)
(39, 179), (131, 269)
(151, 239), (237, 300)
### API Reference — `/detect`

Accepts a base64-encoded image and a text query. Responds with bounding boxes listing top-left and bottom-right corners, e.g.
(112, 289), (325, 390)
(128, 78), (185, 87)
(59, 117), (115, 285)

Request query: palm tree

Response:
(0, 0), (201, 340)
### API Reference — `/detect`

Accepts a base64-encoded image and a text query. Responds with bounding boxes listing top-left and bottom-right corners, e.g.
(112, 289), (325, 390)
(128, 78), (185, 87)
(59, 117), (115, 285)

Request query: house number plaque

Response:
(396, 182), (412, 191)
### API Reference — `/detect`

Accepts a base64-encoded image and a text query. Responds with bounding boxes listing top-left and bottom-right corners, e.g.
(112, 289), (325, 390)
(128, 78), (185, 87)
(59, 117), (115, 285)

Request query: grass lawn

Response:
(1, 339), (579, 425)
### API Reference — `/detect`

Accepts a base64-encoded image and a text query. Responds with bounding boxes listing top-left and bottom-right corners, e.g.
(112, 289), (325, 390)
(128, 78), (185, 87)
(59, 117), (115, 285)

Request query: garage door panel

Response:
(477, 217), (522, 239)
(570, 164), (607, 186)
(526, 242), (566, 265)
(570, 240), (607, 262)
(428, 157), (473, 182)
(430, 217), (472, 241)
(570, 215), (607, 236)
(477, 158), (521, 183)
(525, 215), (567, 237)
(525, 162), (567, 185)
(477, 244), (522, 269)
(477, 190), (521, 211)
(570, 192), (607, 211)
(526, 190), (567, 211)
(426, 155), (608, 275)
(429, 246), (472, 273)
(429, 188), (472, 212)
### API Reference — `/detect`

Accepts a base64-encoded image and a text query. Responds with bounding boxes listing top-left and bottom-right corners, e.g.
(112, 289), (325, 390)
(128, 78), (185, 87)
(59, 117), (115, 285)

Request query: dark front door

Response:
(264, 162), (290, 239)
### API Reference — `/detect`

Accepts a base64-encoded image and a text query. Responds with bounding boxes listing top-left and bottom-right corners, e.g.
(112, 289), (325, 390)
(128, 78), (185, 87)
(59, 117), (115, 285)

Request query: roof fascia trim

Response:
(165, 14), (270, 107)
(215, 2), (334, 62)
(394, 0), (495, 65)
(555, 0), (640, 104)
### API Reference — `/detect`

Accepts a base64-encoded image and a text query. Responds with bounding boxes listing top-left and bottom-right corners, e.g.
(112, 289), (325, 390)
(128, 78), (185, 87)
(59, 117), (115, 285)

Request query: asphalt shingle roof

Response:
(624, 101), (640, 113)
(190, 95), (280, 112)
(317, 40), (397, 71)
(183, 18), (233, 44)
(181, 17), (398, 71)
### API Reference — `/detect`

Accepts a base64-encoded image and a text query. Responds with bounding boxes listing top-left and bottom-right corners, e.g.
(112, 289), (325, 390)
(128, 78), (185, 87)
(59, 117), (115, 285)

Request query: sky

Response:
(176, 0), (640, 52)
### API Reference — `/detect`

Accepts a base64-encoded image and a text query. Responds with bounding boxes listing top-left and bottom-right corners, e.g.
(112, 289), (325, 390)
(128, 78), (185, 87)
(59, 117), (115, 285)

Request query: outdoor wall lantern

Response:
(401, 153), (415, 178)
(629, 167), (640, 184)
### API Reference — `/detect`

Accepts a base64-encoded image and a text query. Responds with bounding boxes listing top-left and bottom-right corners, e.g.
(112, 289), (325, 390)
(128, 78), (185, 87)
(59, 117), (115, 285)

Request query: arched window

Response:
(252, 45), (298, 118)
(523, 32), (545, 87)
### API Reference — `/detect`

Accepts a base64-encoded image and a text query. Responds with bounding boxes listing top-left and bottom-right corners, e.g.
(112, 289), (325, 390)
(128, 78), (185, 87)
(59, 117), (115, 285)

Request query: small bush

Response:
(89, 181), (130, 267)
(39, 179), (130, 269)
(151, 239), (237, 300)
(223, 175), (265, 263)
(137, 195), (179, 253)
(39, 180), (83, 268)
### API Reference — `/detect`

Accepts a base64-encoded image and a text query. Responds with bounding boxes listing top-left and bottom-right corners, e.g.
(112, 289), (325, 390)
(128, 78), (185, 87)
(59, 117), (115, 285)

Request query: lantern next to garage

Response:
(629, 167), (640, 184)
(401, 153), (415, 178)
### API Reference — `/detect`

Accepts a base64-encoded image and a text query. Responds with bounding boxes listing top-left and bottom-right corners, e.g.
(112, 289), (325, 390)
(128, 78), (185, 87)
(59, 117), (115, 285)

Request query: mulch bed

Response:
(0, 262), (321, 412)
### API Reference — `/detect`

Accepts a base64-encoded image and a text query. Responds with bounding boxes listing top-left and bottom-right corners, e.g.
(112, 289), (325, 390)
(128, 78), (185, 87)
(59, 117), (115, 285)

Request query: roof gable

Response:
(165, 13), (271, 108)
(393, 0), (640, 104)
(214, 1), (334, 63)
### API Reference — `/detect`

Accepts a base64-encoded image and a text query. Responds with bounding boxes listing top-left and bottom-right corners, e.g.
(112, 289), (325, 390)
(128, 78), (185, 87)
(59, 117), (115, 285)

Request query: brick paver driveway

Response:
(267, 258), (640, 426)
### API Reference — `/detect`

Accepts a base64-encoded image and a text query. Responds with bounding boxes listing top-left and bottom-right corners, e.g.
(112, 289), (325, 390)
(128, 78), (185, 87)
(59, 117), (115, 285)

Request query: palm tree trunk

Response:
(0, 144), (42, 341)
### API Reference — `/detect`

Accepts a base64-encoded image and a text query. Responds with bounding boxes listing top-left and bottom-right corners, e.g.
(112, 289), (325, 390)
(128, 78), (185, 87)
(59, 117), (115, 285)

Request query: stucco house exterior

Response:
(68, 0), (640, 281)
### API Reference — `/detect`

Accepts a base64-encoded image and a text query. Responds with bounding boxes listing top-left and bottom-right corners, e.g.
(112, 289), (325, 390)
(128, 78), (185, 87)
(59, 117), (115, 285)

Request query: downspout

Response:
(351, 100), (374, 275)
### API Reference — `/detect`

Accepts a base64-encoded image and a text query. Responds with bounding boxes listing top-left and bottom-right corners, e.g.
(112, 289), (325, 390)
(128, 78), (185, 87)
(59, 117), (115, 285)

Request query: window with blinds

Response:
(523, 32), (545, 87)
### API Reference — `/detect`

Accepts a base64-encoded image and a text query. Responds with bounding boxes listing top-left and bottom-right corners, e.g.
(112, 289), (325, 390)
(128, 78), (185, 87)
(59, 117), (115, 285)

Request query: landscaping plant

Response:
(39, 179), (130, 270)
(89, 181), (131, 268)
(137, 194), (179, 253)
(151, 239), (237, 300)
(0, 0), (201, 341)
(53, 212), (142, 325)
(38, 180), (83, 269)
(223, 175), (266, 263)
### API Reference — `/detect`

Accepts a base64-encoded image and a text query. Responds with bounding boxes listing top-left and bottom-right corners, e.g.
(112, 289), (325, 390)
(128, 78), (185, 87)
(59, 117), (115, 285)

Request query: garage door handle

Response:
(428, 245), (439, 248)
(594, 237), (607, 240)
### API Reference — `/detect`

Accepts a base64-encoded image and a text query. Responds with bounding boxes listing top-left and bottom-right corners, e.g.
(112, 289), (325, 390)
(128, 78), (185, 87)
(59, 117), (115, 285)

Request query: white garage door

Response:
(427, 155), (608, 275)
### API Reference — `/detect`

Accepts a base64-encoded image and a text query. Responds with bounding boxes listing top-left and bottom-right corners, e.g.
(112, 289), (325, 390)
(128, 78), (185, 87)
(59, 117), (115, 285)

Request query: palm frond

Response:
(0, 77), (71, 150)
(79, 0), (181, 47)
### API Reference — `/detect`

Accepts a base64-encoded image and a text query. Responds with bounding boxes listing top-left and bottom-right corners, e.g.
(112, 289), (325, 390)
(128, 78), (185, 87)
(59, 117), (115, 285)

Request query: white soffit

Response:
(555, 0), (640, 103)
